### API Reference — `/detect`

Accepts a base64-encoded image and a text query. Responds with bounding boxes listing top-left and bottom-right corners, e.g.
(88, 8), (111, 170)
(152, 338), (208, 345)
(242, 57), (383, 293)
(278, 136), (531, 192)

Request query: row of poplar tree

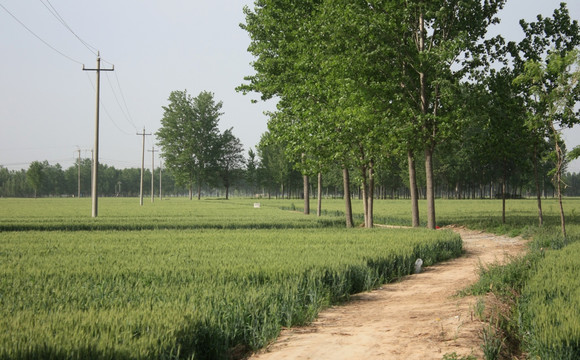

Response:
(237, 1), (580, 236)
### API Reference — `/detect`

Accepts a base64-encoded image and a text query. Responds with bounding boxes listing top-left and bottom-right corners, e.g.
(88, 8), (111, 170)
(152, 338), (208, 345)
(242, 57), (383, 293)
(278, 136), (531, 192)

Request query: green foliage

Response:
(481, 321), (504, 360)
(0, 198), (461, 359)
(568, 146), (580, 161)
(465, 254), (538, 299)
(474, 297), (486, 320)
(217, 129), (245, 199)
(26, 160), (45, 197)
(156, 90), (227, 197)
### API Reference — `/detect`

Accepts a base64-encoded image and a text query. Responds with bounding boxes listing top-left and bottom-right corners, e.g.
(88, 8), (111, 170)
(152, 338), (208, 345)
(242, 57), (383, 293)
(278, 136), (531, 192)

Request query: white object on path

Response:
(414, 258), (423, 274)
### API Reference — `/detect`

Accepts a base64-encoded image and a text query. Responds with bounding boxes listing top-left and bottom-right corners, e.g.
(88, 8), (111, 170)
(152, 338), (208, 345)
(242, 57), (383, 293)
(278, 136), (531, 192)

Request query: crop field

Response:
(0, 198), (462, 360)
(282, 197), (580, 234)
(2, 197), (580, 359)
(519, 240), (580, 359)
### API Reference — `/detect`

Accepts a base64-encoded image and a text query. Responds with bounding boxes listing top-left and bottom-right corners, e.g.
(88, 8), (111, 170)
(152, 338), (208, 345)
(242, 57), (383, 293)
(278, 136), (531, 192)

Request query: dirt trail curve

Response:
(250, 226), (528, 360)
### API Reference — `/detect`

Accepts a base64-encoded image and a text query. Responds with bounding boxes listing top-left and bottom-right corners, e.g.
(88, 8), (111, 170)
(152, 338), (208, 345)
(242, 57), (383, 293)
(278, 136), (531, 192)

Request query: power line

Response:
(38, 0), (98, 56)
(113, 72), (139, 130)
(13, 1), (138, 137)
(0, 2), (83, 64)
(85, 73), (132, 136)
(105, 72), (138, 131)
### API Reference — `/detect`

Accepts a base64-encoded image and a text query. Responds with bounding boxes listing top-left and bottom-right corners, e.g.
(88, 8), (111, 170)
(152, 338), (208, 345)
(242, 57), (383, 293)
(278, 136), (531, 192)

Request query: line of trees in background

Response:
(4, 149), (580, 199)
(0, 160), (185, 198)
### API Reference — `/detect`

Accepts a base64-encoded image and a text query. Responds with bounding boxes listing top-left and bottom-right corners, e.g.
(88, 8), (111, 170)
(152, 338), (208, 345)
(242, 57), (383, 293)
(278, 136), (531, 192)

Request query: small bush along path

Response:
(250, 226), (528, 360)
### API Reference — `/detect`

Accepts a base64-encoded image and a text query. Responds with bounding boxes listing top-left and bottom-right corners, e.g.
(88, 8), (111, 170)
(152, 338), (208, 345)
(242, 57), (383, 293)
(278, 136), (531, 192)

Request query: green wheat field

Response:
(1, 197), (579, 359)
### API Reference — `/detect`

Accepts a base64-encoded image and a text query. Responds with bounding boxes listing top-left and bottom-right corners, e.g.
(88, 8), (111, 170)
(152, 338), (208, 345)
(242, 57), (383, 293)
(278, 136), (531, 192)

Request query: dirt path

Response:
(250, 226), (528, 360)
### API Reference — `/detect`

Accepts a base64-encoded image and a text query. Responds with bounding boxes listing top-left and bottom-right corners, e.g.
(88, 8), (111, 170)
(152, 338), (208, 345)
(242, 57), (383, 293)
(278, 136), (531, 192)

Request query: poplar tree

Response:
(26, 161), (44, 198)
(515, 50), (580, 238)
(511, 3), (580, 234)
(156, 90), (223, 200)
(394, 0), (506, 229)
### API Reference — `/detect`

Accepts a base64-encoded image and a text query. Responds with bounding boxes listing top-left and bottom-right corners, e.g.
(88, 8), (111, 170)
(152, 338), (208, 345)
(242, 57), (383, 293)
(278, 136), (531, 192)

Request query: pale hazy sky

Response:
(1, 0), (579, 172)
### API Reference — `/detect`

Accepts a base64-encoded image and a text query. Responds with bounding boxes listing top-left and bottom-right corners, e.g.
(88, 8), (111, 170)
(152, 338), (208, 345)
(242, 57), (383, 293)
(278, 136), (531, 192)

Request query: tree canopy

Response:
(156, 90), (227, 199)
(240, 0), (507, 228)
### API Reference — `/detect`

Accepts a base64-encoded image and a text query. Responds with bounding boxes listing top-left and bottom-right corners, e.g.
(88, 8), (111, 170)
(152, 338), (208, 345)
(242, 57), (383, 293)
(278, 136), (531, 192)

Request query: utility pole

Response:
(148, 147), (157, 203)
(137, 127), (151, 206)
(83, 52), (114, 218)
(159, 159), (162, 200)
(76, 148), (81, 198)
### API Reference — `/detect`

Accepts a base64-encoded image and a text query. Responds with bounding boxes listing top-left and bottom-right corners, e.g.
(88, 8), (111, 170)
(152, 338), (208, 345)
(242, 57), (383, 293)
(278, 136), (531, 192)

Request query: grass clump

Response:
(442, 352), (477, 360)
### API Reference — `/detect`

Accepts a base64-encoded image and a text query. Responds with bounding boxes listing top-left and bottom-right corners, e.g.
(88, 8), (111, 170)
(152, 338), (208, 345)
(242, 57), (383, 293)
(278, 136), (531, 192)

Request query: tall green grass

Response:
(519, 242), (580, 359)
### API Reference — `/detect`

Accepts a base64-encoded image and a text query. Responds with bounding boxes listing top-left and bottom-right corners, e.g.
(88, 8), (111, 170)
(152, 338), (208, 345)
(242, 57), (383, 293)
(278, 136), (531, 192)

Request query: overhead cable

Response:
(85, 73), (133, 136)
(105, 72), (138, 131)
(39, 0), (99, 56)
(0, 2), (83, 64)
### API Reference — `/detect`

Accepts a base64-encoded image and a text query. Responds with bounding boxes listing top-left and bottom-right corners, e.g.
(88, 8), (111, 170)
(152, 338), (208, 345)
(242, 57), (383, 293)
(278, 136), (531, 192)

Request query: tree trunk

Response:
(303, 174), (310, 215)
(554, 135), (567, 238)
(317, 172), (322, 217)
(533, 142), (543, 227)
(367, 163), (374, 228)
(361, 165), (369, 228)
(189, 183), (193, 200)
(197, 183), (201, 200)
(418, 8), (429, 229)
(502, 172), (506, 224)
(425, 148), (436, 229)
(557, 176), (567, 238)
(408, 149), (420, 227)
(225, 185), (229, 200)
(343, 167), (354, 228)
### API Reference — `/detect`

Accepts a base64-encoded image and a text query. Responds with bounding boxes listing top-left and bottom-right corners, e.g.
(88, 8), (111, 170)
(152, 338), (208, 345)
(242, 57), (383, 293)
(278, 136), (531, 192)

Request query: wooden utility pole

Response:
(83, 52), (113, 217)
(148, 147), (157, 203)
(137, 128), (151, 206)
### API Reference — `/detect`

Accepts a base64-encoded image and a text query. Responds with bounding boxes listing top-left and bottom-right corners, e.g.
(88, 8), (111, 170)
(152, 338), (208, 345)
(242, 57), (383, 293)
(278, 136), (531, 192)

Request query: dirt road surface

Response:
(249, 226), (528, 360)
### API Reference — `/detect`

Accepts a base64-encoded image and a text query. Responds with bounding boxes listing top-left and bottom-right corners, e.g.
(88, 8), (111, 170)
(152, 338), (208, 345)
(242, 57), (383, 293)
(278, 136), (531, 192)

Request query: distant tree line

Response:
(4, 148), (580, 200)
(0, 160), (186, 198)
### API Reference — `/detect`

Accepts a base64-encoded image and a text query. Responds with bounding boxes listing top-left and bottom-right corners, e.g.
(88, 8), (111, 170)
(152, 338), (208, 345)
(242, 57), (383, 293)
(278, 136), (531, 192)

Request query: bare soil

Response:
(249, 226), (528, 360)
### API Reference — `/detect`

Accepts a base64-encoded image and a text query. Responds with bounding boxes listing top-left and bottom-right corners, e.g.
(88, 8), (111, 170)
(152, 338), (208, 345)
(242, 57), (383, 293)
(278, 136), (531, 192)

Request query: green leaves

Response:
(156, 90), (226, 193)
(514, 50), (580, 135)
